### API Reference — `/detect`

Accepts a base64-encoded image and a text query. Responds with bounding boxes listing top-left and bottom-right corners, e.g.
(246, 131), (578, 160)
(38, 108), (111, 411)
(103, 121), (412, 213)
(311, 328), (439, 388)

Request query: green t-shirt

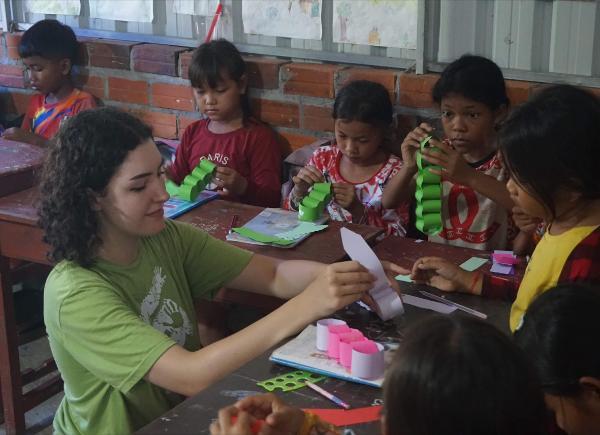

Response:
(44, 220), (253, 434)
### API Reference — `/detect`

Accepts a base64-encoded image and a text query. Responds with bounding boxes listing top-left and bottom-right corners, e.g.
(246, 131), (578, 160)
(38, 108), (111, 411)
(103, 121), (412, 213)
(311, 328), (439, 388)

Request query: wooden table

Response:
(137, 239), (516, 434)
(0, 190), (382, 434)
(0, 138), (44, 198)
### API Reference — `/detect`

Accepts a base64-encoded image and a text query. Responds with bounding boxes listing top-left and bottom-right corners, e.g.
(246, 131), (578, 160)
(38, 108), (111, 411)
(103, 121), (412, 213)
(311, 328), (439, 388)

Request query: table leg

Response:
(0, 255), (25, 434)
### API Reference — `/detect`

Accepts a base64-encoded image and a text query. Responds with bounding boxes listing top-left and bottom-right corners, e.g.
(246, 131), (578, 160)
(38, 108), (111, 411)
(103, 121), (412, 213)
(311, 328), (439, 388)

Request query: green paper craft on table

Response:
(166, 159), (217, 201)
(415, 136), (443, 235)
(257, 370), (325, 392)
(299, 183), (332, 222)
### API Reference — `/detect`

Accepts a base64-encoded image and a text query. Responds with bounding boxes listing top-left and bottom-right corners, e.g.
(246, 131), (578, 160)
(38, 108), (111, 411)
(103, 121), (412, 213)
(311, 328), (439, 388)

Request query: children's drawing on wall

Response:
(242, 0), (323, 40)
(333, 0), (417, 49)
(173, 0), (220, 16)
(89, 0), (153, 22)
(24, 0), (80, 15)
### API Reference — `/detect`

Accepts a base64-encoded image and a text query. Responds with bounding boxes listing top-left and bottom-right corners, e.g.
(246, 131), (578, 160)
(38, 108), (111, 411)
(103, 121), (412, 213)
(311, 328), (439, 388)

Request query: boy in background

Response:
(2, 19), (96, 147)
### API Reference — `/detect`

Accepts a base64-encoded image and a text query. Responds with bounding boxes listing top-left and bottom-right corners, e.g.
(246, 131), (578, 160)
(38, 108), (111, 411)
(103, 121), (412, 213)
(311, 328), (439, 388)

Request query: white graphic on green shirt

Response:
(140, 266), (192, 346)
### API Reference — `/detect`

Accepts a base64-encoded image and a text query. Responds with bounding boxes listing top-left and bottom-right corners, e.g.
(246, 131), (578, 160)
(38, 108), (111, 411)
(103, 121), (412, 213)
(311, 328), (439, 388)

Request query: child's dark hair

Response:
(514, 285), (600, 397)
(383, 315), (547, 435)
(19, 19), (79, 64)
(432, 55), (509, 110)
(38, 107), (153, 267)
(333, 80), (393, 126)
(188, 39), (250, 118)
(499, 85), (600, 218)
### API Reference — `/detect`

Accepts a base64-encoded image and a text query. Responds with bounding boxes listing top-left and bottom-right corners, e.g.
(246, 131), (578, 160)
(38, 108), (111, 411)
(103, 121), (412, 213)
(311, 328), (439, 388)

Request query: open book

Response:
(163, 190), (219, 219)
(270, 325), (395, 388)
(226, 208), (328, 248)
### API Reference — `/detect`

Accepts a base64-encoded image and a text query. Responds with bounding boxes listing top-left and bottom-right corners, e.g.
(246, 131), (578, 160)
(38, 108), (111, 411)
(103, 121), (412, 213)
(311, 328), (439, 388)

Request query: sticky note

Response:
(459, 257), (488, 271)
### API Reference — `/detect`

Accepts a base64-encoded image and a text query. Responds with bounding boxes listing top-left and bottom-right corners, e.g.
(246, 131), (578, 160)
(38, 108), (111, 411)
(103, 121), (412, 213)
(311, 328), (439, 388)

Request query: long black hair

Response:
(38, 107), (153, 267)
(498, 84), (600, 218)
(188, 39), (250, 118)
(383, 315), (547, 435)
(515, 285), (600, 397)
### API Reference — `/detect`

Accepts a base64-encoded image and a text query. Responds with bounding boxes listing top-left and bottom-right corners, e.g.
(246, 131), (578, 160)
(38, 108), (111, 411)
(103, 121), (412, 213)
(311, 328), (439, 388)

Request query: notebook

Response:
(163, 190), (219, 219)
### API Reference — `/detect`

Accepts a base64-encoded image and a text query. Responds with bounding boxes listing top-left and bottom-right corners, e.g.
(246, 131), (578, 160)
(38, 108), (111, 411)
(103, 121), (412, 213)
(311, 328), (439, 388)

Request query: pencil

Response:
(419, 290), (487, 319)
(305, 381), (350, 410)
(227, 214), (239, 235)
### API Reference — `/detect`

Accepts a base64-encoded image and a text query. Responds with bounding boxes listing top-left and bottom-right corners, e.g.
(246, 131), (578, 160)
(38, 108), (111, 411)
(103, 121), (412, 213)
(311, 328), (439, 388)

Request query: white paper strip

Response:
(340, 227), (404, 321)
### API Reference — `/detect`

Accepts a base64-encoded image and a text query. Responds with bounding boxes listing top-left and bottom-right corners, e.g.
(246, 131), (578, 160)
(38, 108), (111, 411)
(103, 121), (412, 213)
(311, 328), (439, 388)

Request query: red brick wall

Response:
(0, 31), (583, 155)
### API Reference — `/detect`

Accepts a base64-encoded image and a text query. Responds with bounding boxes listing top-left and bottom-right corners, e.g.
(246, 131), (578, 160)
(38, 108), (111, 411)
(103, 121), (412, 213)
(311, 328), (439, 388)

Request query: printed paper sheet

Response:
(333, 0), (417, 49)
(242, 0), (322, 40)
(172, 0), (220, 16)
(24, 0), (81, 15)
(89, 0), (153, 22)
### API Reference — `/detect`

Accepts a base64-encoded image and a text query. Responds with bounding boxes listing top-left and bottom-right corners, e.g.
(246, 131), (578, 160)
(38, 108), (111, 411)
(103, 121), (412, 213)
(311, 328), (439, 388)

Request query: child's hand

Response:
(2, 127), (44, 147)
(214, 167), (248, 197)
(301, 261), (375, 318)
(411, 257), (480, 294)
(401, 122), (434, 169)
(209, 406), (254, 435)
(512, 206), (541, 234)
(235, 394), (306, 435)
(292, 165), (324, 197)
(421, 139), (474, 186)
(332, 182), (357, 209)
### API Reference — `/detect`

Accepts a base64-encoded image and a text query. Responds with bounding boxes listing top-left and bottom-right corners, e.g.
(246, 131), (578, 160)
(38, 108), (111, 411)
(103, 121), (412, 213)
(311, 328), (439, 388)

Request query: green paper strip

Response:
(199, 159), (216, 173)
(298, 203), (321, 222)
(178, 183), (201, 201)
(415, 136), (443, 236)
(309, 189), (328, 204)
(191, 167), (212, 183)
(459, 257), (488, 271)
(165, 180), (179, 196)
(257, 370), (325, 392)
(302, 196), (321, 209)
(232, 227), (296, 246)
(276, 222), (328, 240)
(395, 274), (413, 283)
(312, 182), (331, 194)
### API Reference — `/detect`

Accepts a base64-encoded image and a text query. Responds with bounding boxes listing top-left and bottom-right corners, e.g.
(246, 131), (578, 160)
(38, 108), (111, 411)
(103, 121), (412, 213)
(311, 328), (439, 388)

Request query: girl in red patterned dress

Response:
(284, 80), (409, 236)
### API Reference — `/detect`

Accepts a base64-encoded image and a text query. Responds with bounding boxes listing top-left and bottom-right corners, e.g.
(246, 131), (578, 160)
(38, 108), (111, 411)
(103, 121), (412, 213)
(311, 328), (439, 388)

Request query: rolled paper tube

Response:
(338, 331), (366, 368)
(298, 203), (320, 222)
(316, 319), (347, 351)
(309, 190), (328, 203)
(416, 216), (442, 235)
(312, 182), (331, 194)
(182, 174), (200, 186)
(351, 341), (385, 380)
(302, 196), (320, 209)
(191, 166), (207, 180)
(178, 183), (201, 201)
(327, 324), (351, 359)
(416, 169), (441, 186)
(415, 201), (442, 218)
(415, 185), (441, 201)
(199, 159), (217, 173)
(370, 287), (405, 321)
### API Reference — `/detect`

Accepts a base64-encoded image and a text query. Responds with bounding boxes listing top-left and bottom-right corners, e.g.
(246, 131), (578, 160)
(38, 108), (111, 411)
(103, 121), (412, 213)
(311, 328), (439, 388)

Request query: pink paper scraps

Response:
(316, 319), (385, 380)
(340, 228), (404, 321)
(491, 250), (519, 275)
(303, 405), (382, 426)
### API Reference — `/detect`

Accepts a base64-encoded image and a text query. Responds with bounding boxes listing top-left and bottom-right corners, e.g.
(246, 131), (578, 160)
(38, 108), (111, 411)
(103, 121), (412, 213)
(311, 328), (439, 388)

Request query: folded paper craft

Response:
(415, 136), (442, 235)
(167, 159), (217, 201)
(299, 182), (332, 222)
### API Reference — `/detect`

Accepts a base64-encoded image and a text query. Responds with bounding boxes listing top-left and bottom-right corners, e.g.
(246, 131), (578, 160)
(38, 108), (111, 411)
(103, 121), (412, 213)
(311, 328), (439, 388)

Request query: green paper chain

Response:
(298, 182), (332, 222)
(415, 136), (442, 235)
(166, 159), (216, 201)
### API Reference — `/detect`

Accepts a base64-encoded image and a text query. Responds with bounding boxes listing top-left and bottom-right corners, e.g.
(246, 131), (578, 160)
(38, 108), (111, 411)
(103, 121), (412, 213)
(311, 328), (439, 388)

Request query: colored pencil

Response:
(305, 381), (350, 410)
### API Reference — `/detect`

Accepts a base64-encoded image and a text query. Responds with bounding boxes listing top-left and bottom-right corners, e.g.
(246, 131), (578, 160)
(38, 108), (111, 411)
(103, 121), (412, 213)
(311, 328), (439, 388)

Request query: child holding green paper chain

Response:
(411, 85), (600, 333)
(383, 55), (517, 250)
(284, 80), (409, 236)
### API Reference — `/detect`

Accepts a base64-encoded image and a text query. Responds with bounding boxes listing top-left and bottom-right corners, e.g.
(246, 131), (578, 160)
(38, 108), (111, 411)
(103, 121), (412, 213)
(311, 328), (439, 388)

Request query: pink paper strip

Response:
(316, 319), (347, 351)
(327, 324), (351, 359)
(338, 330), (366, 368)
(492, 253), (518, 265)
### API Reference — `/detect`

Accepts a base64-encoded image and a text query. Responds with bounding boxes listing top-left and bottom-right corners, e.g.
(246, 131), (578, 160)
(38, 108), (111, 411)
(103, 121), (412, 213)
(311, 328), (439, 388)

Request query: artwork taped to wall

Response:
(24, 0), (81, 15)
(242, 0), (323, 40)
(333, 0), (417, 49)
(172, 0), (220, 16)
(89, 0), (153, 22)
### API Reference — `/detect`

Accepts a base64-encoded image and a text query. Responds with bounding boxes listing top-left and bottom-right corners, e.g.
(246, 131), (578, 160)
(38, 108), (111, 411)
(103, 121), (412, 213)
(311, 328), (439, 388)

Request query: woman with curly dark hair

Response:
(39, 107), (405, 435)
